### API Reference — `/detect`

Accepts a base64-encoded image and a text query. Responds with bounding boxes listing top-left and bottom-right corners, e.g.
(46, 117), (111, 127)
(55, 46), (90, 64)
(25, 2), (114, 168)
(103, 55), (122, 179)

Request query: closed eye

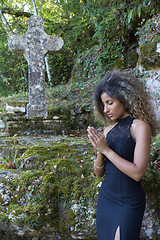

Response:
(108, 102), (113, 105)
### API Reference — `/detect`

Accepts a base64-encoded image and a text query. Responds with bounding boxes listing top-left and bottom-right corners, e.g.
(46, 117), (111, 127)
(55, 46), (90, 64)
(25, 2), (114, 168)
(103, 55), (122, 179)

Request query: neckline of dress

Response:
(117, 115), (132, 123)
(107, 115), (132, 136)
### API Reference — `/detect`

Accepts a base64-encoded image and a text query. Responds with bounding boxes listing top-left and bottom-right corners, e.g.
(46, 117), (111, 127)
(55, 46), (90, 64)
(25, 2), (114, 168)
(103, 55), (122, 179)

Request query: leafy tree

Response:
(0, 0), (159, 95)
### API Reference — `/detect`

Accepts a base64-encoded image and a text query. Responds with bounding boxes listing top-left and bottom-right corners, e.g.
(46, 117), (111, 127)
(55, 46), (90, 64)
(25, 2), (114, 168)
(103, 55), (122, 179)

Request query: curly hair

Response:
(93, 71), (158, 136)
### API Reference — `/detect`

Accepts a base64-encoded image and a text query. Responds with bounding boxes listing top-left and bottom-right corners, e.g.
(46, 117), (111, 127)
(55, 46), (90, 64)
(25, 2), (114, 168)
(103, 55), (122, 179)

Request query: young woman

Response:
(87, 72), (158, 240)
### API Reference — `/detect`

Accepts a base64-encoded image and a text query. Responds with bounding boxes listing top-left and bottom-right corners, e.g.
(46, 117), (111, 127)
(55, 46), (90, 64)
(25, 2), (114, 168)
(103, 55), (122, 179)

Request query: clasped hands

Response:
(87, 126), (109, 154)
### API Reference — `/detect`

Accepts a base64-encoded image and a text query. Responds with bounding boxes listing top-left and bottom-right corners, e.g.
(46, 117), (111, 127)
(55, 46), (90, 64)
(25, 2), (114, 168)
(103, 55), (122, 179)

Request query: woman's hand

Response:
(87, 126), (109, 154)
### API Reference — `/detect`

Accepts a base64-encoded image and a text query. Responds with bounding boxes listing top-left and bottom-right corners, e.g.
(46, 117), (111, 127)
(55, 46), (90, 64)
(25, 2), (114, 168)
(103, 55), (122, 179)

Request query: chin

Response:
(110, 116), (117, 121)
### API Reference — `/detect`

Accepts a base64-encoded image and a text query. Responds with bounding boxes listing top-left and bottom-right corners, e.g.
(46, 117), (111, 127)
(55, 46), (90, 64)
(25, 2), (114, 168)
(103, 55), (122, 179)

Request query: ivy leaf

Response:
(137, 5), (141, 18)
(128, 9), (134, 23)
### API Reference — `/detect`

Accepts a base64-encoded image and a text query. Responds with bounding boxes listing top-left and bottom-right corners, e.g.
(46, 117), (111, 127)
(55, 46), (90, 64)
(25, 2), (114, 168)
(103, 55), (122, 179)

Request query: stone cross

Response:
(8, 15), (64, 117)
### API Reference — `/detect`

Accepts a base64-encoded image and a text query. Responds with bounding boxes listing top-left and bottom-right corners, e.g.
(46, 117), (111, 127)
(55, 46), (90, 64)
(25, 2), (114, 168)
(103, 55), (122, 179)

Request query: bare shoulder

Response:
(103, 123), (117, 137)
(131, 119), (151, 141)
(132, 119), (151, 131)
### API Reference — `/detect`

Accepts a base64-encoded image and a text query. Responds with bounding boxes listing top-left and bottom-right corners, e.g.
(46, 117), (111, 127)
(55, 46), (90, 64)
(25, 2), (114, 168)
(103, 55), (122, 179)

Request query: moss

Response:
(48, 105), (71, 117)
(66, 209), (76, 227)
(138, 14), (160, 70)
(125, 49), (139, 68)
(5, 112), (78, 136)
(0, 137), (97, 236)
(139, 35), (160, 69)
(0, 212), (10, 223)
(16, 143), (75, 170)
(18, 170), (41, 186)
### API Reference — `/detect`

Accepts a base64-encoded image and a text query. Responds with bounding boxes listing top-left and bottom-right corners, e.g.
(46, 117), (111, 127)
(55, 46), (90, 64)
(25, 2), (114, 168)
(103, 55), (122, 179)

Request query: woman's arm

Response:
(93, 151), (105, 177)
(88, 121), (151, 181)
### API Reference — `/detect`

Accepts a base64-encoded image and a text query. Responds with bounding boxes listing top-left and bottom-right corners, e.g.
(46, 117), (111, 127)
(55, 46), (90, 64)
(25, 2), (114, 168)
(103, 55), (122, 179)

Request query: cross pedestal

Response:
(8, 15), (64, 117)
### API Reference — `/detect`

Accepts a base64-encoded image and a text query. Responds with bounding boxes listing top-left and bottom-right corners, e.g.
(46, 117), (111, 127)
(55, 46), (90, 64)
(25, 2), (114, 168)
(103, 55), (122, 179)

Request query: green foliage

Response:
(0, 0), (160, 95)
(47, 50), (74, 85)
(0, 21), (28, 95)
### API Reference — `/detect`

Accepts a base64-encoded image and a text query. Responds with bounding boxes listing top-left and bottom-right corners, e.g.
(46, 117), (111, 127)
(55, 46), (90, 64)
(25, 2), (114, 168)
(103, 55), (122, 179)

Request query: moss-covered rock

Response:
(138, 14), (160, 69)
(1, 104), (94, 136)
(139, 35), (160, 69)
(0, 136), (99, 239)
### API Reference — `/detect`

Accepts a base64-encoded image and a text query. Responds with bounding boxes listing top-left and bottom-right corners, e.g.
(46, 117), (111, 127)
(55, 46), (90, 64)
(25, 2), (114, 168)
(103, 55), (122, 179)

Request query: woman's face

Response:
(101, 92), (129, 121)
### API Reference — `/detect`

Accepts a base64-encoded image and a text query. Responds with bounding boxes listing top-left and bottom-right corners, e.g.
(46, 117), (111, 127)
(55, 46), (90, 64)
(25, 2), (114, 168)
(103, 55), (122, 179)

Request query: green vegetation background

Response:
(0, 0), (159, 96)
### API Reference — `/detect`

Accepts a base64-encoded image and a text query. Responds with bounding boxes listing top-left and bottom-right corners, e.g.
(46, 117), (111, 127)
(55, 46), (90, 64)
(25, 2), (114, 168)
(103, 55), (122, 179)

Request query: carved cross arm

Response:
(47, 35), (64, 54)
(8, 34), (26, 54)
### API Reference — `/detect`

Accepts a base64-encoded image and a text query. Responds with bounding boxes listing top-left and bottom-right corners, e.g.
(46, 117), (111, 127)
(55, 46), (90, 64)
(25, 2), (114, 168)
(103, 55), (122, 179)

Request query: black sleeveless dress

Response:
(96, 116), (146, 240)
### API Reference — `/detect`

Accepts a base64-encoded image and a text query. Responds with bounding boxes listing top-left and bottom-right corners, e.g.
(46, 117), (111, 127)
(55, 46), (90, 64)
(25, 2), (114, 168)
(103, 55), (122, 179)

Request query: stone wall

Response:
(138, 68), (160, 120)
(137, 14), (160, 121)
(146, 70), (160, 120)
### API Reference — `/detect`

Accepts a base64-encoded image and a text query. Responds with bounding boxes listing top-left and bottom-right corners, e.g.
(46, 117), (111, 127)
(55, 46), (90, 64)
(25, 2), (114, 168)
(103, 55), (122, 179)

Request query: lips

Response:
(107, 114), (113, 118)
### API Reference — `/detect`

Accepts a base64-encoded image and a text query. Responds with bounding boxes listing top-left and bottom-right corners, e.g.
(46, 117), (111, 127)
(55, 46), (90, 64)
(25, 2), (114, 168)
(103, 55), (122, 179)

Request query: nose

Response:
(104, 105), (109, 113)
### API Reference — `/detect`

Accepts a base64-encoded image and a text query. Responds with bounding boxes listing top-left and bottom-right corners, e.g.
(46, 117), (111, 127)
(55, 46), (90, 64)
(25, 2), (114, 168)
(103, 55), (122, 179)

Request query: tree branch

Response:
(0, 9), (13, 33)
(1, 7), (32, 18)
(0, 7), (53, 22)
(31, 0), (38, 15)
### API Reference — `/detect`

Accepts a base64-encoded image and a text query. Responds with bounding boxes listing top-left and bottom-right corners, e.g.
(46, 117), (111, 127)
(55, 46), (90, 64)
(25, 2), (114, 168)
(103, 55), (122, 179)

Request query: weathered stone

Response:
(156, 43), (160, 54)
(0, 118), (5, 129)
(145, 70), (160, 120)
(8, 15), (64, 118)
(6, 103), (26, 114)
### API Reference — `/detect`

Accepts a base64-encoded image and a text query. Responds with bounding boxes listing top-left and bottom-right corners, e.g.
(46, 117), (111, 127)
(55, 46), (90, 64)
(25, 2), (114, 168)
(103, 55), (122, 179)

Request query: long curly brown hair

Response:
(93, 71), (158, 136)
